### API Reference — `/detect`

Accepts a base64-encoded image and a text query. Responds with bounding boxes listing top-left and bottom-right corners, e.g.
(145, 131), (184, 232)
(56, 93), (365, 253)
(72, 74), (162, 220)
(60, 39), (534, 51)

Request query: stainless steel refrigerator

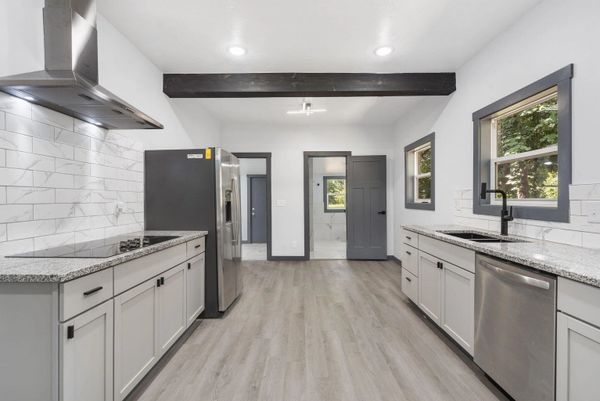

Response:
(144, 148), (242, 317)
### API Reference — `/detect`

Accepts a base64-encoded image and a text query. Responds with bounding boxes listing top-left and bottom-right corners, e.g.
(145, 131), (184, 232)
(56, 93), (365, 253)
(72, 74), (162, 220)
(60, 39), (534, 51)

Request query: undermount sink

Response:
(437, 231), (526, 243)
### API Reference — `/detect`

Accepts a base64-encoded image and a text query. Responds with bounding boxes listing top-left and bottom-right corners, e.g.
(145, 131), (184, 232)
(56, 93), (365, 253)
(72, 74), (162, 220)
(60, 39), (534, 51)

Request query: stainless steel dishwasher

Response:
(474, 254), (556, 401)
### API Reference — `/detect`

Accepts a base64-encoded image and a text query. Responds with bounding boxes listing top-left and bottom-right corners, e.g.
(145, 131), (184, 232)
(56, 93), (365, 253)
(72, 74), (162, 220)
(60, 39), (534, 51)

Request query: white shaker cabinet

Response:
(158, 263), (187, 355)
(60, 299), (114, 401)
(186, 253), (206, 327)
(441, 262), (474, 355)
(114, 279), (160, 401)
(418, 251), (442, 325)
(557, 312), (600, 401)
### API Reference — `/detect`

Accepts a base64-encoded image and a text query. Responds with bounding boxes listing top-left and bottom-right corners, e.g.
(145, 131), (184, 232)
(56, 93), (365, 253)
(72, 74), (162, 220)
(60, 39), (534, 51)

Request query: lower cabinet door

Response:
(114, 279), (159, 401)
(557, 312), (600, 401)
(60, 299), (113, 401)
(441, 262), (474, 355)
(158, 263), (187, 355)
(186, 253), (205, 327)
(418, 251), (442, 325)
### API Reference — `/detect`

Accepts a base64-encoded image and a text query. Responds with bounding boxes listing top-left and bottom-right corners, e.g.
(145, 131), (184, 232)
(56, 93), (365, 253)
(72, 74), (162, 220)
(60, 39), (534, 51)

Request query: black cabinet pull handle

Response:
(161, 277), (165, 285)
(188, 262), (191, 270)
(157, 278), (161, 287)
(83, 286), (103, 296)
(405, 277), (412, 282)
(406, 251), (412, 255)
(195, 244), (202, 249)
(406, 236), (412, 240)
(436, 262), (444, 269)
(67, 325), (75, 339)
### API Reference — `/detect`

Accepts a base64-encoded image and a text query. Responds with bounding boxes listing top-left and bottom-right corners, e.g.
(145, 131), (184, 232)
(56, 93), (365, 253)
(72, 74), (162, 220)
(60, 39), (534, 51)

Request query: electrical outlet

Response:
(588, 203), (600, 223)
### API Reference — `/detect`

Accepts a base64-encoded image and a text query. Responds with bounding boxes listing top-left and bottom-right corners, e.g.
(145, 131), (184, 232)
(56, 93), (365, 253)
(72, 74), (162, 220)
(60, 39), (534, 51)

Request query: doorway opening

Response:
(304, 152), (350, 260)
(235, 153), (272, 261)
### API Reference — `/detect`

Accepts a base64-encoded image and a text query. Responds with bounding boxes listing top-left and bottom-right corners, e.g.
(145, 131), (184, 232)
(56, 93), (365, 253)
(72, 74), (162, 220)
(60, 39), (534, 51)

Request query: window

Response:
(473, 64), (573, 222)
(323, 176), (346, 212)
(405, 132), (435, 210)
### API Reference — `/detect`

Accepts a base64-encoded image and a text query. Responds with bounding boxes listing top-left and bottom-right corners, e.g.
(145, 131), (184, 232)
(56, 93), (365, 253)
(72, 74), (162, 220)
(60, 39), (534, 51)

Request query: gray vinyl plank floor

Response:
(130, 259), (509, 401)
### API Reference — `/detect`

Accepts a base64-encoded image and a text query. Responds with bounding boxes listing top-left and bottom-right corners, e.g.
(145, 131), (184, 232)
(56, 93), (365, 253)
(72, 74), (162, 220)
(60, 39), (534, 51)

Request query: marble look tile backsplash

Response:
(454, 185), (600, 249)
(0, 92), (144, 255)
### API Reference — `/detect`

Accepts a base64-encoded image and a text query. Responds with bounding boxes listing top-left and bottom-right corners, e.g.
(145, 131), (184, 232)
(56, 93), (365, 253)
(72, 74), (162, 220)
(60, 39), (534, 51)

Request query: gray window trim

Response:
(472, 64), (573, 223)
(405, 132), (435, 210)
(323, 176), (346, 213)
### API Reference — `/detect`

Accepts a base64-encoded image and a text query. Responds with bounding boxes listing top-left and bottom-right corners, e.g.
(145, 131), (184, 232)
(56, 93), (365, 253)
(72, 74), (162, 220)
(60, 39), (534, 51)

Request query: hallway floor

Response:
(242, 243), (267, 260)
(311, 239), (346, 259)
(130, 260), (507, 401)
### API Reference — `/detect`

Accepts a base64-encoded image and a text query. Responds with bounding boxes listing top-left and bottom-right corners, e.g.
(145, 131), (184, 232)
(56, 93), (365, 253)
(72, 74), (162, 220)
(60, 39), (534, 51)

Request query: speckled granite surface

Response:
(403, 225), (600, 288)
(0, 231), (207, 283)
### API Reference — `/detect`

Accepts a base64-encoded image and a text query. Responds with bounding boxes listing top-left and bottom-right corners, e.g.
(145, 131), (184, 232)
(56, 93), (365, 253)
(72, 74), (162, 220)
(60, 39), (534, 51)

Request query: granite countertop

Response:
(403, 225), (600, 288)
(0, 230), (207, 284)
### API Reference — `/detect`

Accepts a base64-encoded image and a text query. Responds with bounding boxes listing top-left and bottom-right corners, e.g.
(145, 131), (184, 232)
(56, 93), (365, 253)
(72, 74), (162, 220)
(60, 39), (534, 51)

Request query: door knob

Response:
(377, 210), (386, 215)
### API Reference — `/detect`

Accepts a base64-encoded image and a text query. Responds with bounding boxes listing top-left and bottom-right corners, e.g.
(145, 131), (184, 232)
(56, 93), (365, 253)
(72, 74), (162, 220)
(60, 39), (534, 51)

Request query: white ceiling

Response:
(190, 96), (431, 125)
(98, 0), (543, 74)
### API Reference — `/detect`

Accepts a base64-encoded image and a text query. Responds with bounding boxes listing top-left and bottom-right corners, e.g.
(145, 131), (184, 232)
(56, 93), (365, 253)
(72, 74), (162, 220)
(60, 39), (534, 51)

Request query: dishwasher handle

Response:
(479, 259), (550, 290)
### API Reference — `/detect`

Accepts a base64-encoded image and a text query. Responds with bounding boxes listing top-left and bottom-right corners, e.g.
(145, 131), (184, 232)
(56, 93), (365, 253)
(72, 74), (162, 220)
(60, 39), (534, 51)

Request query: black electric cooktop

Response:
(7, 235), (179, 259)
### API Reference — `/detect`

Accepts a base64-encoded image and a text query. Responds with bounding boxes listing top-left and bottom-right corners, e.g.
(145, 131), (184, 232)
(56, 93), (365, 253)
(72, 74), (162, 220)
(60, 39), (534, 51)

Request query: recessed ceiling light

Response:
(374, 46), (393, 57)
(228, 46), (246, 56)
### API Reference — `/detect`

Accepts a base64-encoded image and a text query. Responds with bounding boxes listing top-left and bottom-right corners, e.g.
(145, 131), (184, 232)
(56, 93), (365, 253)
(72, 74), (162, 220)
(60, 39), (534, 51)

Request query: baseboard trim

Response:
(388, 255), (402, 266)
(269, 255), (307, 261)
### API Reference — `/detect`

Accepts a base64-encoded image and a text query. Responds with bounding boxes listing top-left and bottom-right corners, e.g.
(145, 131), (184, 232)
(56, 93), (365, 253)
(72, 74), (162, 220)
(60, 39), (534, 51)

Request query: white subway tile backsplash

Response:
(0, 167), (33, 186)
(6, 113), (54, 141)
(7, 220), (56, 240)
(7, 187), (55, 204)
(56, 159), (90, 176)
(0, 93), (144, 255)
(6, 150), (55, 172)
(0, 205), (34, 223)
(55, 128), (92, 150)
(33, 138), (74, 159)
(33, 171), (74, 189)
(0, 93), (31, 118)
(32, 105), (74, 131)
(0, 130), (33, 152)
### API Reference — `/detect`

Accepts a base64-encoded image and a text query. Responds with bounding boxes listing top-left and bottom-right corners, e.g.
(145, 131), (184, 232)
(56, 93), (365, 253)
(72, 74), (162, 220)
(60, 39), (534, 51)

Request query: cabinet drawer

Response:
(402, 244), (419, 276)
(401, 229), (418, 248)
(419, 235), (475, 273)
(60, 268), (113, 322)
(558, 277), (600, 328)
(187, 236), (205, 258)
(114, 243), (187, 295)
(402, 269), (418, 303)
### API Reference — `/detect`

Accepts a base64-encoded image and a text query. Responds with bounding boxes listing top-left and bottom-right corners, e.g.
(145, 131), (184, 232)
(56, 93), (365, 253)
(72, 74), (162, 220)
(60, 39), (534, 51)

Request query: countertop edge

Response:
(402, 225), (600, 288)
(0, 231), (208, 284)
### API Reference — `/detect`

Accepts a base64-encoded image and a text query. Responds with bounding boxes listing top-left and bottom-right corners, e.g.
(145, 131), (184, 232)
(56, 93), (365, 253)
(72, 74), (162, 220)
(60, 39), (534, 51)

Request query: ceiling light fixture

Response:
(374, 46), (393, 57)
(228, 46), (246, 56)
(287, 100), (327, 116)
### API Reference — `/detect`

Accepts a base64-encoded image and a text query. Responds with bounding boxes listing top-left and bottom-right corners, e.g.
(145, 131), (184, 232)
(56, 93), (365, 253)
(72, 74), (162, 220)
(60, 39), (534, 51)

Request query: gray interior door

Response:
(249, 175), (268, 243)
(346, 156), (387, 260)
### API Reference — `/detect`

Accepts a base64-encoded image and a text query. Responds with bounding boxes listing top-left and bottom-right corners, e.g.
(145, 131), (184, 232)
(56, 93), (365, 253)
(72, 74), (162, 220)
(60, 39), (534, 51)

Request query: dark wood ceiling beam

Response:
(163, 72), (456, 98)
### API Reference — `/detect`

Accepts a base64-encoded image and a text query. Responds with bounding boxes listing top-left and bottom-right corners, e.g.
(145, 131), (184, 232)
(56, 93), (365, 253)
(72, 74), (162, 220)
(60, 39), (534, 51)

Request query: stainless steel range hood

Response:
(0, 0), (163, 130)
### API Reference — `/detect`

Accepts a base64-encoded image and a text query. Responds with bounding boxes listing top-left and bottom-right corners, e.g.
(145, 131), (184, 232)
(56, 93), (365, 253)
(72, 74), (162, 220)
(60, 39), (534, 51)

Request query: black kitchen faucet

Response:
(480, 183), (514, 236)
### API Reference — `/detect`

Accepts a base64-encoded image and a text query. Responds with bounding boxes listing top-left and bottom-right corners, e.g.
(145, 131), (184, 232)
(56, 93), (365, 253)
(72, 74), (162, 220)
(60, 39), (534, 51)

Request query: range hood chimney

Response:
(0, 0), (163, 130)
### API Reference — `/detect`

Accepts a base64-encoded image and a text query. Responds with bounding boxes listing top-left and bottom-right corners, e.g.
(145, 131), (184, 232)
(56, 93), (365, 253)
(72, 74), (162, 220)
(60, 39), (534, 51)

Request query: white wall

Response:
(221, 123), (395, 257)
(239, 158), (266, 242)
(393, 0), (600, 253)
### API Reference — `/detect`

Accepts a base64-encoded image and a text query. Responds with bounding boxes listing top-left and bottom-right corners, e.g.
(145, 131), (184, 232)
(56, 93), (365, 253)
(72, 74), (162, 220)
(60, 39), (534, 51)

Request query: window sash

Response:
(325, 178), (346, 211)
(413, 143), (432, 203)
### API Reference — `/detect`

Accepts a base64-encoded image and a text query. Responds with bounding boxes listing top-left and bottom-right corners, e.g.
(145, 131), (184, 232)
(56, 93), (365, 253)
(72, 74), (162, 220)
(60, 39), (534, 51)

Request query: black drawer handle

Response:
(406, 236), (412, 240)
(188, 262), (191, 270)
(405, 277), (412, 282)
(161, 277), (165, 285)
(83, 286), (103, 296)
(67, 325), (75, 339)
(437, 262), (444, 269)
(157, 278), (161, 287)
(406, 251), (412, 255)
(195, 244), (202, 249)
